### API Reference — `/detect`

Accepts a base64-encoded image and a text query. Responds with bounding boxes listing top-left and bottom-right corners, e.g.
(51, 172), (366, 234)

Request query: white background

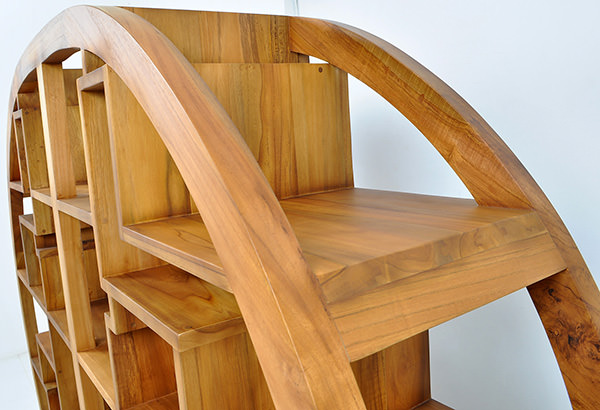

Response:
(1, 1), (598, 409)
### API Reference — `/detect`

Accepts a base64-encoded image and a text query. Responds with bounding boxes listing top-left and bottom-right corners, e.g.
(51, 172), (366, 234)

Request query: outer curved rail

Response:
(8, 6), (365, 410)
(289, 17), (600, 408)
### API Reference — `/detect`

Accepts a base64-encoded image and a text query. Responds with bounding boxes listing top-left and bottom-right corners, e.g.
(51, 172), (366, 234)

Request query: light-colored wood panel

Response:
(39, 252), (64, 311)
(20, 103), (50, 190)
(49, 323), (80, 410)
(174, 333), (274, 409)
(20, 217), (42, 289)
(78, 343), (115, 408)
(37, 63), (76, 199)
(17, 278), (39, 358)
(108, 327), (177, 408)
(105, 67), (191, 226)
(82, 51), (105, 75)
(351, 332), (430, 410)
(103, 265), (244, 351)
(195, 63), (352, 199)
(126, 8), (307, 64)
(9, 117), (21, 183)
(127, 392), (179, 410)
(332, 233), (566, 360)
(37, 331), (55, 372)
(32, 198), (54, 236)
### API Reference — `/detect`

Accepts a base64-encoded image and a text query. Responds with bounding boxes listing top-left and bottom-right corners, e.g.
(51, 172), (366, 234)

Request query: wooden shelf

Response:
(31, 356), (57, 390)
(19, 213), (36, 233)
(17, 268), (45, 309)
(103, 265), (244, 351)
(78, 342), (116, 409)
(36, 331), (55, 371)
(415, 399), (453, 410)
(123, 188), (553, 301)
(32, 184), (92, 225)
(127, 392), (178, 410)
(9, 180), (25, 193)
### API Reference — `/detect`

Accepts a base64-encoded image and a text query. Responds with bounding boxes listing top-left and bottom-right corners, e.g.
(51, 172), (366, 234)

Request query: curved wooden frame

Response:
(7, 6), (599, 409)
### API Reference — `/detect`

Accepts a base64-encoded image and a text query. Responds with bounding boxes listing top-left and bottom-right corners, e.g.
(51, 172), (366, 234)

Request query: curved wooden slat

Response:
(8, 6), (364, 409)
(289, 17), (600, 408)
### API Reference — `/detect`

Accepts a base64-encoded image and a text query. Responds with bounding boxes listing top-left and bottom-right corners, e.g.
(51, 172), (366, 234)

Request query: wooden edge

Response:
(31, 188), (53, 207)
(77, 65), (106, 92)
(13, 109), (23, 121)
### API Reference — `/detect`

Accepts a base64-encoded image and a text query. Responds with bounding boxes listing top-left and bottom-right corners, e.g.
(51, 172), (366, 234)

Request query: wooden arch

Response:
(7, 6), (600, 409)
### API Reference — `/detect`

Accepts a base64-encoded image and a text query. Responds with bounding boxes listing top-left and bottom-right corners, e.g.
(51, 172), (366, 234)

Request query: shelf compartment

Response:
(12, 109), (31, 195)
(103, 265), (244, 352)
(78, 342), (115, 409)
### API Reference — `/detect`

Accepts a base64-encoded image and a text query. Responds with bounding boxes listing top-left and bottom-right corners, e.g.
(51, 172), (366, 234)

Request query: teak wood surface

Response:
(5, 5), (600, 410)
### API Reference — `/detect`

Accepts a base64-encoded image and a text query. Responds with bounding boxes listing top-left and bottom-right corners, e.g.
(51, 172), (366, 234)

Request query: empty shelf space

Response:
(36, 332), (55, 371)
(127, 392), (179, 410)
(123, 188), (556, 302)
(103, 265), (244, 351)
(78, 342), (115, 409)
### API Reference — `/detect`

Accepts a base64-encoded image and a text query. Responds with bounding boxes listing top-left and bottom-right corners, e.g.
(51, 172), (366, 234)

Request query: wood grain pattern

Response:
(78, 343), (115, 408)
(19, 104), (50, 190)
(174, 333), (274, 409)
(108, 327), (177, 408)
(195, 63), (352, 199)
(103, 265), (244, 352)
(124, 8), (307, 64)
(289, 17), (600, 407)
(351, 332), (430, 410)
(49, 322), (81, 410)
(12, 112), (31, 194)
(37, 63), (77, 199)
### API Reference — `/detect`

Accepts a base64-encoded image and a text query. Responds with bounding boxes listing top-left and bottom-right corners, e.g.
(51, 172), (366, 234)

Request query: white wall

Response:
(1, 1), (598, 409)
(298, 1), (599, 409)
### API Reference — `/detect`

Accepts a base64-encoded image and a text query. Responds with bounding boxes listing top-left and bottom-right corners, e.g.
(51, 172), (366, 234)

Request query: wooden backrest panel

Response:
(195, 63), (353, 199)
(124, 8), (307, 64)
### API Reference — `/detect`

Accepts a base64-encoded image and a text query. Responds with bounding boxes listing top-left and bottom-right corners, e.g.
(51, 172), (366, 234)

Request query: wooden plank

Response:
(37, 63), (76, 199)
(103, 265), (244, 351)
(332, 233), (566, 360)
(126, 8), (307, 64)
(123, 189), (553, 304)
(20, 104), (50, 190)
(351, 332), (430, 410)
(10, 190), (25, 269)
(415, 399), (454, 410)
(39, 252), (65, 311)
(78, 70), (161, 280)
(12, 112), (31, 193)
(53, 211), (95, 351)
(174, 333), (274, 409)
(78, 343), (115, 408)
(108, 327), (177, 408)
(20, 217), (42, 288)
(56, 184), (92, 225)
(195, 63), (352, 199)
(17, 279), (39, 358)
(49, 323), (81, 410)
(9, 116), (22, 184)
(32, 198), (54, 235)
(32, 365), (51, 410)
(106, 299), (147, 335)
(105, 67), (191, 226)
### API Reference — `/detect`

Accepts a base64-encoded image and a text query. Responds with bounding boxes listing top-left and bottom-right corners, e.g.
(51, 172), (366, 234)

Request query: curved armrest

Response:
(9, 6), (364, 409)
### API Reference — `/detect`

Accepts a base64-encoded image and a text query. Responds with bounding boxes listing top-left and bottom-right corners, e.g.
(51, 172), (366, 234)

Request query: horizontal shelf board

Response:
(415, 399), (453, 410)
(127, 392), (179, 410)
(78, 342), (115, 409)
(57, 184), (92, 225)
(31, 188), (53, 207)
(9, 180), (25, 193)
(19, 214), (36, 233)
(78, 65), (106, 91)
(36, 331), (55, 371)
(123, 188), (552, 303)
(103, 265), (244, 351)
